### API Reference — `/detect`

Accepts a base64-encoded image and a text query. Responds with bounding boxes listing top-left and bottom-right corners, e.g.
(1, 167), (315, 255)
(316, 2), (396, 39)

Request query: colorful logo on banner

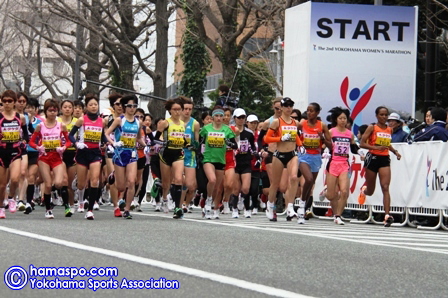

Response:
(340, 77), (376, 133)
(426, 156), (432, 198)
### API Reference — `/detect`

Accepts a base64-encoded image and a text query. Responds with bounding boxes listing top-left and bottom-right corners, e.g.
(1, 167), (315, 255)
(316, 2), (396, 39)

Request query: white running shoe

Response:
(85, 211), (94, 220)
(162, 200), (169, 213)
(45, 210), (54, 219)
(297, 200), (305, 224)
(155, 203), (162, 212)
(237, 197), (244, 211)
(70, 206), (75, 215)
(221, 206), (231, 214)
(204, 205), (212, 219)
(334, 217), (345, 225)
(232, 209), (239, 218)
(130, 200), (137, 211)
(286, 207), (298, 220)
(93, 202), (100, 210)
(18, 201), (26, 212)
(252, 208), (258, 215)
(265, 203), (276, 221)
(244, 210), (251, 218)
(212, 210), (220, 219)
(168, 199), (175, 211)
(260, 201), (266, 209)
(77, 203), (85, 213)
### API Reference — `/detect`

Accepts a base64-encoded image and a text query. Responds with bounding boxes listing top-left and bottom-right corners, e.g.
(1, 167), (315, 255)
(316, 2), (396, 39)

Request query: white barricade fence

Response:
(313, 141), (448, 210)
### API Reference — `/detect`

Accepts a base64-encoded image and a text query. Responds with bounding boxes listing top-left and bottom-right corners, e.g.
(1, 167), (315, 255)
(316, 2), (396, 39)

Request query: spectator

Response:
(414, 107), (448, 142)
(215, 85), (229, 107)
(388, 112), (409, 143)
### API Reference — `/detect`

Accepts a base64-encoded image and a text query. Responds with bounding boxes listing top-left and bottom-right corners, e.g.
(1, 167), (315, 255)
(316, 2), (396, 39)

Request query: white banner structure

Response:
(284, 2), (418, 130)
(313, 142), (448, 210)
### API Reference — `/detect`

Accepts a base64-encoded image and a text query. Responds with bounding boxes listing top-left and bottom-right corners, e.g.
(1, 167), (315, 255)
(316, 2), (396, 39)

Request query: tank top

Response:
(79, 114), (103, 149)
(27, 117), (42, 152)
(277, 117), (298, 144)
(40, 121), (62, 151)
(114, 116), (139, 150)
(184, 118), (197, 159)
(0, 112), (22, 149)
(330, 127), (352, 161)
(301, 120), (323, 155)
(165, 118), (185, 150)
(59, 117), (78, 150)
(369, 124), (392, 156)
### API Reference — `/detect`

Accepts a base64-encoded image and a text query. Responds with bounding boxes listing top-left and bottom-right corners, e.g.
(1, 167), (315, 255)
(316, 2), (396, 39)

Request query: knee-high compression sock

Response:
(172, 185), (182, 208)
(77, 188), (85, 205)
(306, 195), (313, 211)
(242, 193), (251, 210)
(60, 186), (69, 207)
(83, 187), (90, 202)
(231, 194), (238, 210)
(44, 193), (52, 210)
(26, 185), (35, 204)
(88, 188), (99, 211)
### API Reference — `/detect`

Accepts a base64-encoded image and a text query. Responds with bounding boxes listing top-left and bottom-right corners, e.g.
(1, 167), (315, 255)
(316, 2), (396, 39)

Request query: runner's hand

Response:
(113, 141), (124, 148)
(281, 133), (291, 141)
(76, 142), (88, 150)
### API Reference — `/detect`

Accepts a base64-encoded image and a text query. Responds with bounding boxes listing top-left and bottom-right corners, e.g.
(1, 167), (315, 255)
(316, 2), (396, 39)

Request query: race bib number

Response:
(84, 126), (102, 143)
(281, 125), (297, 142)
(184, 133), (191, 144)
(238, 139), (249, 154)
(208, 132), (225, 148)
(375, 132), (391, 147)
(42, 138), (60, 150)
(303, 132), (320, 148)
(333, 139), (350, 157)
(122, 132), (137, 148)
(168, 132), (184, 149)
(2, 129), (20, 143)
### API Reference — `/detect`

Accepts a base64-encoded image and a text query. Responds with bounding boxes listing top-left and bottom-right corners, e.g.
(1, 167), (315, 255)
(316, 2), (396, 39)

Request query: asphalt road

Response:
(1, 204), (447, 298)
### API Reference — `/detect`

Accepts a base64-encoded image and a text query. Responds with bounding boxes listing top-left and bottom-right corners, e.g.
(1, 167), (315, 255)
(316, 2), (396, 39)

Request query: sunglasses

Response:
(291, 116), (299, 120)
(282, 104), (294, 108)
(2, 99), (14, 104)
(274, 107), (280, 111)
(125, 104), (138, 108)
(17, 100), (26, 104)
(236, 115), (246, 119)
(137, 115), (144, 119)
(114, 102), (122, 106)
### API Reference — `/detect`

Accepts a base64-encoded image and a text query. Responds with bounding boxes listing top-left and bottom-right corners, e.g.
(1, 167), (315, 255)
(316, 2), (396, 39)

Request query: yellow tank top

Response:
(58, 117), (78, 150)
(166, 118), (185, 149)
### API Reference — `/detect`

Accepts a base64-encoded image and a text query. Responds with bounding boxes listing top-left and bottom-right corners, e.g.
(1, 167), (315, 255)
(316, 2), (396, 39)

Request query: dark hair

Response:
(218, 85), (229, 95)
(180, 96), (193, 106)
(43, 99), (60, 115)
(201, 111), (211, 121)
(375, 106), (388, 115)
(164, 97), (184, 111)
(144, 113), (152, 121)
(135, 108), (145, 115)
(428, 107), (447, 122)
(358, 124), (368, 136)
(223, 107), (232, 113)
(120, 94), (138, 108)
(17, 92), (29, 103)
(309, 102), (321, 112)
(108, 93), (122, 107)
(85, 94), (99, 106)
(27, 97), (39, 109)
(291, 109), (302, 121)
(61, 100), (74, 109)
(154, 118), (164, 130)
(1, 90), (18, 101)
(73, 100), (84, 109)
(328, 107), (350, 127)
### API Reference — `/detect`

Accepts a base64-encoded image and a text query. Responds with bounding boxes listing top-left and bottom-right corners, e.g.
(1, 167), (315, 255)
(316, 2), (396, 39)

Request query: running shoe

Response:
(31, 201), (35, 210)
(17, 201), (26, 211)
(150, 179), (160, 198)
(136, 205), (142, 212)
(188, 206), (193, 213)
(155, 203), (161, 212)
(118, 199), (125, 211)
(212, 210), (220, 219)
(8, 199), (16, 213)
(162, 200), (169, 213)
(252, 208), (258, 215)
(297, 200), (305, 224)
(357, 186), (367, 205)
(85, 211), (94, 220)
(93, 202), (100, 210)
(221, 206), (231, 214)
(305, 210), (314, 220)
(266, 203), (277, 221)
(244, 210), (251, 218)
(114, 207), (122, 217)
(334, 216), (345, 225)
(237, 197), (244, 211)
(64, 206), (73, 217)
(384, 214), (394, 227)
(45, 210), (54, 219)
(130, 200), (137, 211)
(182, 204), (188, 213)
(123, 210), (132, 219)
(204, 205), (212, 219)
(232, 209), (239, 218)
(0, 208), (5, 219)
(70, 206), (75, 215)
(168, 199), (175, 211)
(83, 200), (90, 211)
(173, 207), (183, 219)
(260, 201), (266, 209)
(77, 203), (84, 213)
(101, 187), (109, 203)
(286, 207), (297, 221)
(24, 203), (32, 214)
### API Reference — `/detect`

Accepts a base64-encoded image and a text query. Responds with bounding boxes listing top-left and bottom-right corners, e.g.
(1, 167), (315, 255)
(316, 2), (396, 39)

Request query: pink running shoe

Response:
(8, 199), (17, 213)
(0, 208), (5, 219)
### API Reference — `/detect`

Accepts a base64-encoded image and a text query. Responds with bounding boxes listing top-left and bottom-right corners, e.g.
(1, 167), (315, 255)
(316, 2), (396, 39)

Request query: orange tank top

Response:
(277, 117), (298, 144)
(301, 120), (323, 155)
(369, 124), (392, 156)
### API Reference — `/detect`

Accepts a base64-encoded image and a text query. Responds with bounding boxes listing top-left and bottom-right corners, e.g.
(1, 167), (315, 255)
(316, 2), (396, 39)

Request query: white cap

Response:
(233, 108), (246, 118)
(388, 112), (402, 122)
(247, 114), (259, 122)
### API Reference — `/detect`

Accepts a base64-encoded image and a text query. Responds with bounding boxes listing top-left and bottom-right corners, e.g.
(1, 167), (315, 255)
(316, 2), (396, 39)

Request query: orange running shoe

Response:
(357, 186), (367, 205)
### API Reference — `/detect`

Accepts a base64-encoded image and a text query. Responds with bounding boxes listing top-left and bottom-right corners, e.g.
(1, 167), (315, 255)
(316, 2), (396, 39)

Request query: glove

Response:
(113, 141), (124, 148)
(225, 139), (237, 149)
(144, 146), (151, 156)
(297, 146), (306, 155)
(37, 145), (47, 156)
(322, 152), (331, 159)
(56, 146), (66, 156)
(76, 142), (88, 150)
(154, 140), (167, 147)
(107, 144), (115, 154)
(281, 133), (291, 142)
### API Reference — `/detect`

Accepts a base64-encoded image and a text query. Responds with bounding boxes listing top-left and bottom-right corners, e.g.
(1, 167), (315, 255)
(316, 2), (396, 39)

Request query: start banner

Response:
(313, 142), (448, 210)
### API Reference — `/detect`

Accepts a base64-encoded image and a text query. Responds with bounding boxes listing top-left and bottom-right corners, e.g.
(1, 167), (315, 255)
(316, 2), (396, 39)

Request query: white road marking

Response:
(0, 226), (312, 298)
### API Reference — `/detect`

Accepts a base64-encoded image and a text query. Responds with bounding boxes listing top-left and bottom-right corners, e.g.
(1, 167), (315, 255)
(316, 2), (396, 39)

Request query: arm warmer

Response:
(62, 131), (72, 148)
(69, 125), (80, 145)
(350, 143), (360, 154)
(258, 129), (267, 149)
(29, 131), (40, 149)
(101, 130), (108, 144)
(264, 128), (281, 144)
(21, 124), (30, 142)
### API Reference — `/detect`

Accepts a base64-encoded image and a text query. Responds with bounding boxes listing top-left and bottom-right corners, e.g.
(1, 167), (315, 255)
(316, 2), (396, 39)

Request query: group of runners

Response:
(0, 89), (401, 226)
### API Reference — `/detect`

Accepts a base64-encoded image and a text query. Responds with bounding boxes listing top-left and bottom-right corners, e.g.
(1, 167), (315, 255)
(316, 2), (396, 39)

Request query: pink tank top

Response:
(40, 121), (62, 151)
(81, 114), (103, 149)
(330, 127), (352, 161)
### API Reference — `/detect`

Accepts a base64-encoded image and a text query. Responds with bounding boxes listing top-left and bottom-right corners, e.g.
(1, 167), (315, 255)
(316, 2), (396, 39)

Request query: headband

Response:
(212, 109), (224, 116)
